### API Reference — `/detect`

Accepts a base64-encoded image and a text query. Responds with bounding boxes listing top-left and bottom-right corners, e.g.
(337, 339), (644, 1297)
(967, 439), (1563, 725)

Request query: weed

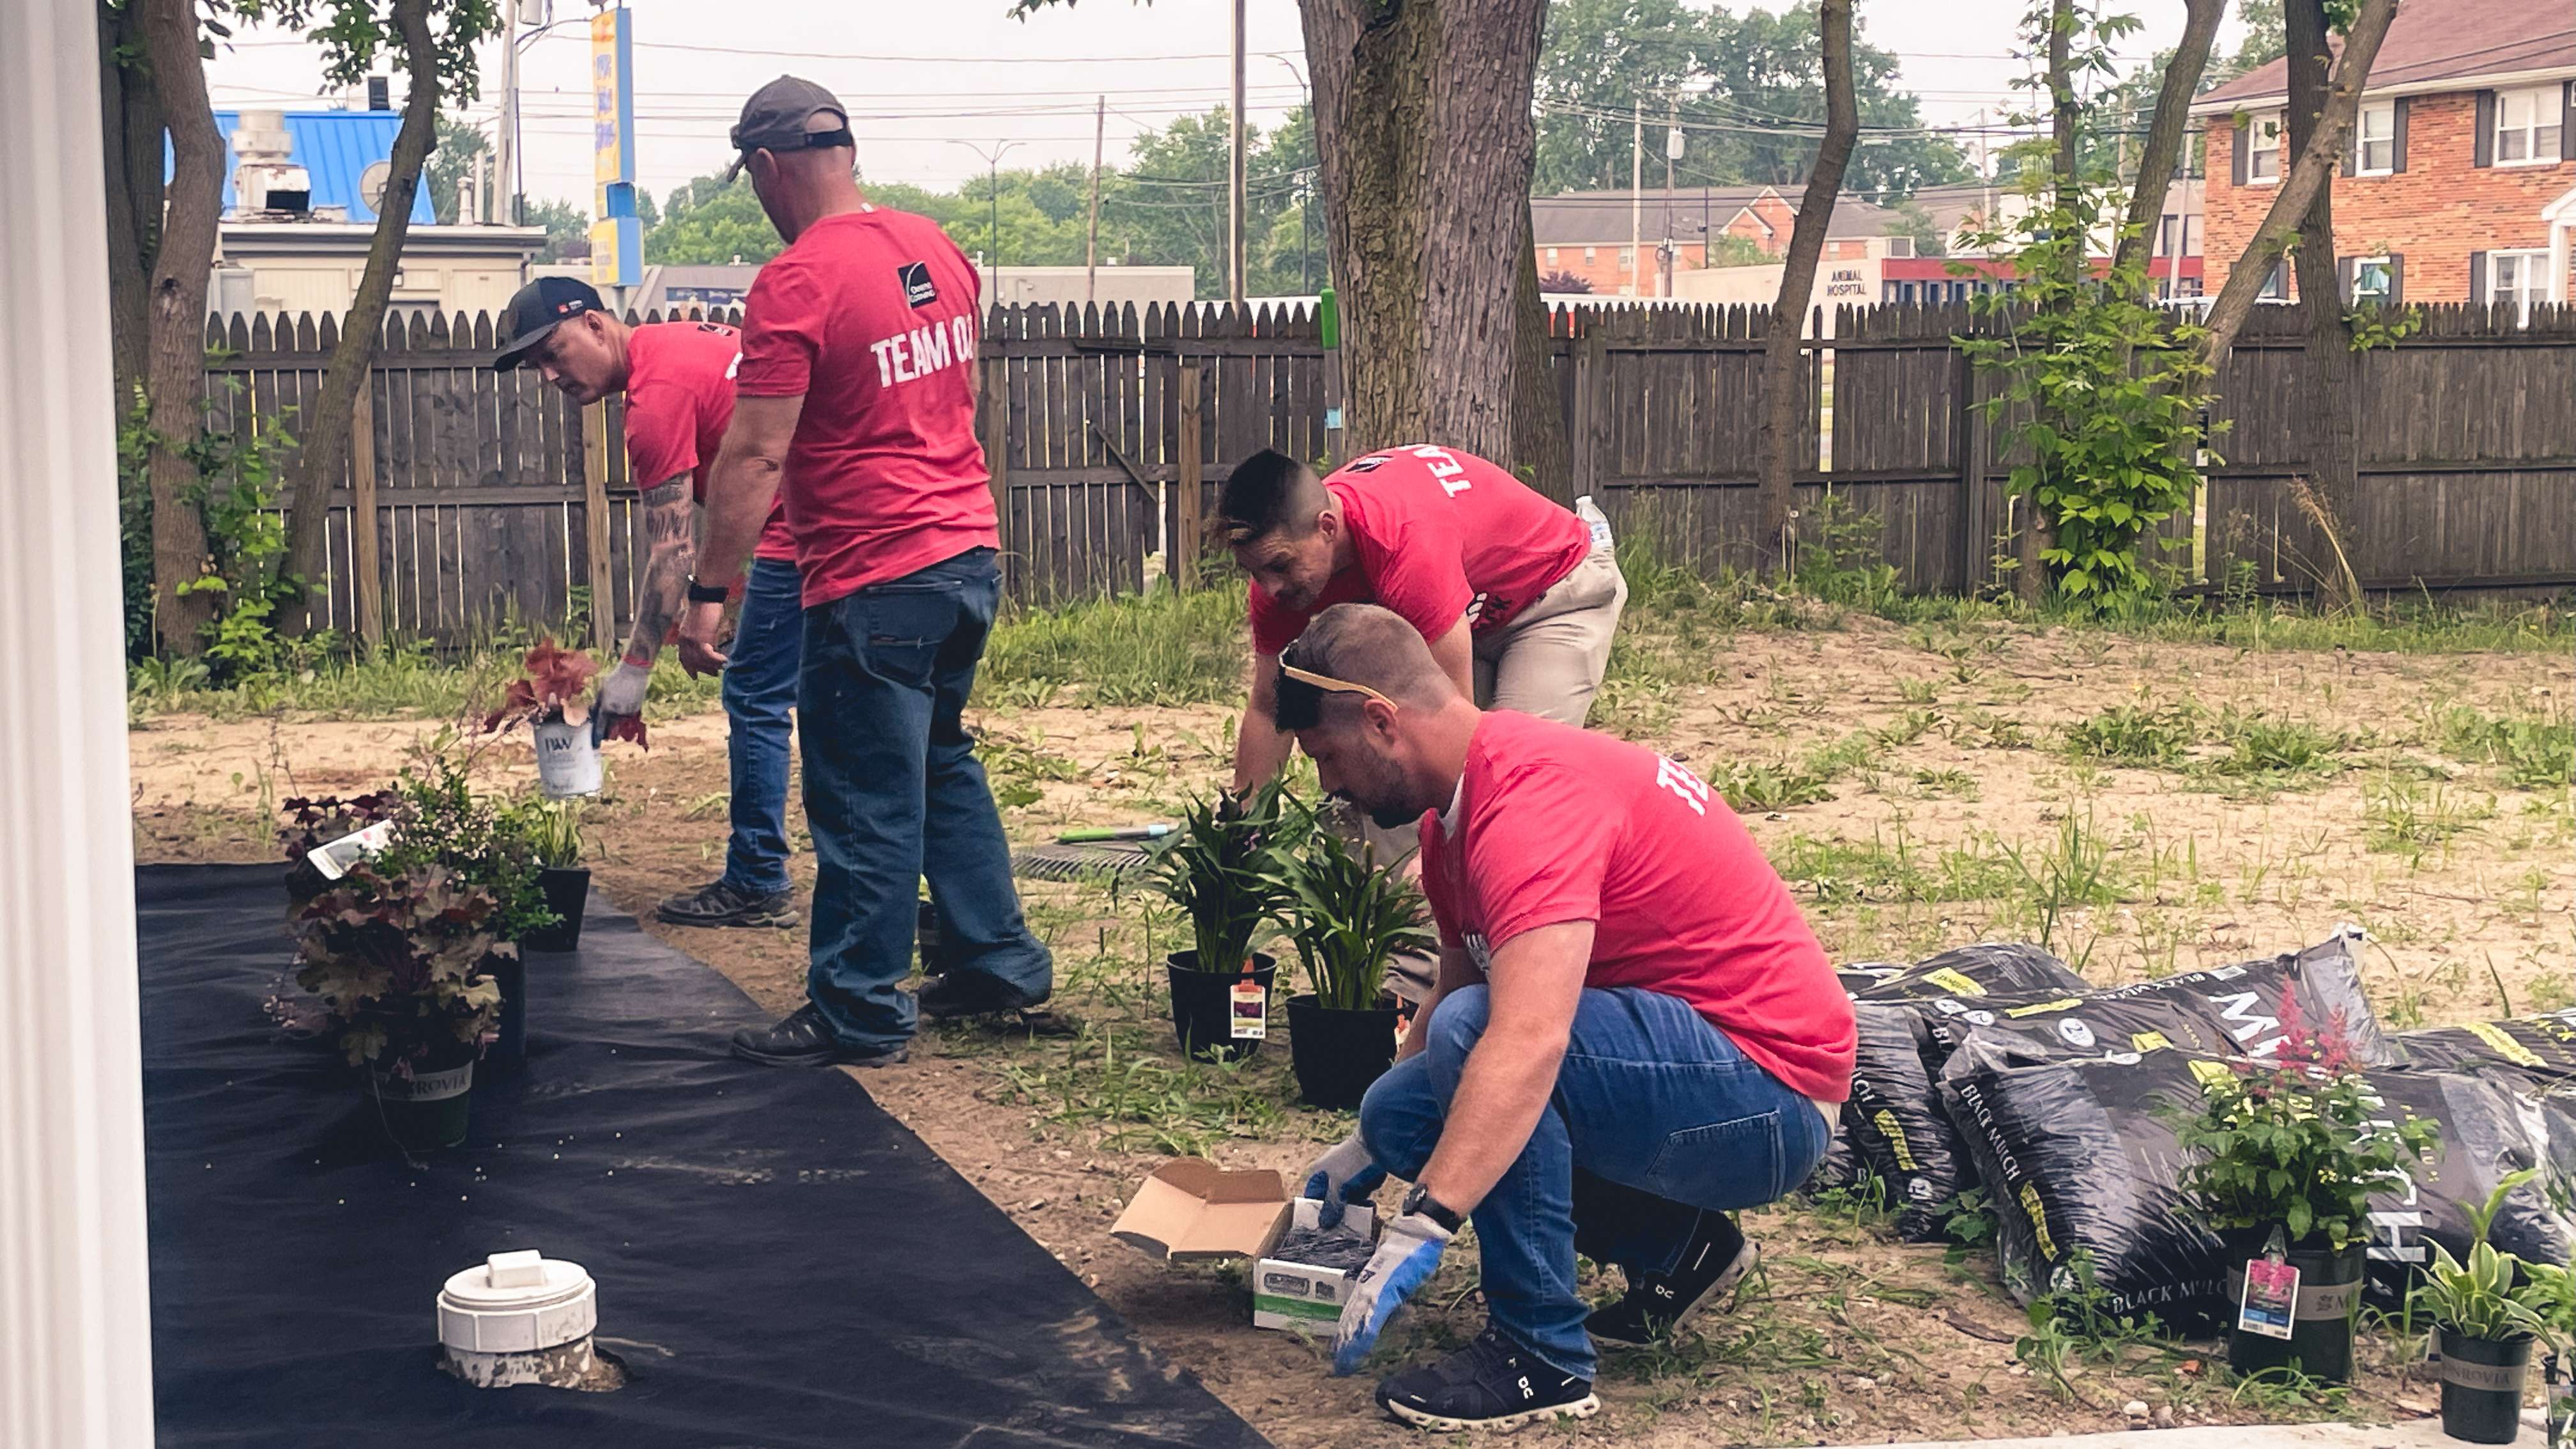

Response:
(1999, 811), (2120, 950)
(993, 1024), (1312, 1156)
(2364, 779), (2495, 862)
(1875, 708), (1943, 747)
(2061, 702), (2200, 767)
(2434, 705), (2575, 791)
(1898, 677), (1942, 705)
(2014, 1250), (2172, 1384)
(2207, 709), (2350, 779)
(1773, 829), (2023, 906)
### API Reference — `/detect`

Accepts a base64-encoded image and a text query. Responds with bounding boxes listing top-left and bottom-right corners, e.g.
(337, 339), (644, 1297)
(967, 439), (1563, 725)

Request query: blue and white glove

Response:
(1301, 1133), (1385, 1230)
(1331, 1211), (1452, 1376)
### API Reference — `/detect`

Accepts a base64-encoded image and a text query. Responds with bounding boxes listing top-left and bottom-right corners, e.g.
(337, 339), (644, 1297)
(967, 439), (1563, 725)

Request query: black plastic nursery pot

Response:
(1165, 952), (1276, 1062)
(521, 867), (591, 952)
(367, 1052), (474, 1151)
(485, 951), (527, 1072)
(2437, 1330), (2534, 1445)
(2225, 1238), (2365, 1386)
(1286, 994), (1403, 1111)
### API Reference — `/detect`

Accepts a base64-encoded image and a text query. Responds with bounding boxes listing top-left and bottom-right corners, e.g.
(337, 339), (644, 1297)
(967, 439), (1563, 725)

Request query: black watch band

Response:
(684, 576), (731, 605)
(1402, 1184), (1464, 1234)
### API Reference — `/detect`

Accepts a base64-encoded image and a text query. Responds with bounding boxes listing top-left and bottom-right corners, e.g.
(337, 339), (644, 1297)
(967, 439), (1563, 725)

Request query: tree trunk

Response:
(136, 0), (222, 654)
(2200, 0), (2396, 364)
(1301, 0), (1572, 498)
(1754, 0), (1854, 574)
(100, 0), (166, 411)
(2016, 0), (2080, 605)
(280, 0), (437, 624)
(2284, 0), (2363, 612)
(2113, 0), (2227, 286)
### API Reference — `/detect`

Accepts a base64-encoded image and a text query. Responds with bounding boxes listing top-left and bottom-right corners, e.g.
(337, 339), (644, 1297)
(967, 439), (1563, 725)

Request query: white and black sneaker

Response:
(1374, 1327), (1600, 1432)
(1584, 1211), (1756, 1347)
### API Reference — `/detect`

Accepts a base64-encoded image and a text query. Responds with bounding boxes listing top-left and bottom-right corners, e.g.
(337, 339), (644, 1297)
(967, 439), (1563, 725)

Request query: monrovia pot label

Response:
(2440, 1356), (2531, 1393)
(1230, 979), (1267, 1041)
(2237, 1257), (2298, 1340)
(378, 1062), (473, 1103)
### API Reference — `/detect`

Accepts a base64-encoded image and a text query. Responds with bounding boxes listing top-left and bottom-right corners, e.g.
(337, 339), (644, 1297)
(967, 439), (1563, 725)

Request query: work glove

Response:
(592, 660), (650, 743)
(1331, 1211), (1452, 1376)
(1301, 1132), (1385, 1230)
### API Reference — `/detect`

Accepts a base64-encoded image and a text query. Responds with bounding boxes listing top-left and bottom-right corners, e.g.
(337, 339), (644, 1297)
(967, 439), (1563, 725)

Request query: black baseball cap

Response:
(723, 75), (852, 184)
(492, 276), (605, 371)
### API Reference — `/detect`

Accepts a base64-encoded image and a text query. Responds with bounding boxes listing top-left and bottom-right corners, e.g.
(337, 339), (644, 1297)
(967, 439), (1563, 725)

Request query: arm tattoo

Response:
(620, 476), (694, 668)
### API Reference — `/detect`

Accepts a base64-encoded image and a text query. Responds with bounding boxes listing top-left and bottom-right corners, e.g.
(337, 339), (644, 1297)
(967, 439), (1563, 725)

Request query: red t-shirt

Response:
(621, 321), (793, 562)
(1416, 710), (1857, 1103)
(735, 206), (997, 608)
(1246, 445), (1591, 656)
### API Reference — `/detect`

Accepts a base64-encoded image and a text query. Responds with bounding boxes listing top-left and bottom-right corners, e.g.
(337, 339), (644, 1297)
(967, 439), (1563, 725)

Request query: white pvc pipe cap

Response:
(437, 1250), (597, 1354)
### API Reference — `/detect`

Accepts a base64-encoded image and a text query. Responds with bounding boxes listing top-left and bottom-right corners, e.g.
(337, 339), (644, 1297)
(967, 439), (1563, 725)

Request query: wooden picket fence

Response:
(199, 298), (2576, 647)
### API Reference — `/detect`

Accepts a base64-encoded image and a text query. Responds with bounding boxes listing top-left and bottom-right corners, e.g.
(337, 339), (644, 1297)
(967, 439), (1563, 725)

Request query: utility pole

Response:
(1086, 95), (1105, 306)
(1228, 0), (1246, 303)
(1663, 95), (1679, 296)
(1629, 98), (1643, 298)
(497, 0), (517, 227)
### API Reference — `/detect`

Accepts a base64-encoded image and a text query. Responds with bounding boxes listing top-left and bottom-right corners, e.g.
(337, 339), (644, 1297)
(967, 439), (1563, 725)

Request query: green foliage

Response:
(2409, 1172), (2557, 1342)
(508, 796), (586, 869)
(291, 862), (505, 1069)
(523, 199), (591, 264)
(123, 374), (307, 678)
(233, 0), (496, 102)
(1138, 778), (1312, 973)
(427, 113), (484, 225)
(1268, 828), (1435, 1009)
(2177, 1027), (2441, 1250)
(2016, 1249), (2169, 1378)
(1956, 2), (2211, 609)
(2435, 705), (2575, 792)
(2061, 701), (2200, 765)
(2210, 709), (2350, 778)
(1532, 0), (1971, 195)
(367, 751), (559, 943)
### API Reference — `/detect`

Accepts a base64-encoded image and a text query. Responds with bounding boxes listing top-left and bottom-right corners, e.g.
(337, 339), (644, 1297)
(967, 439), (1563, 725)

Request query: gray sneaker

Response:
(657, 880), (799, 929)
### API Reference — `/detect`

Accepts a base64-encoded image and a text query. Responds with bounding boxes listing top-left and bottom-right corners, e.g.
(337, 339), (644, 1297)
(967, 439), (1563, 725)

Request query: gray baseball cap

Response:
(723, 76), (850, 183)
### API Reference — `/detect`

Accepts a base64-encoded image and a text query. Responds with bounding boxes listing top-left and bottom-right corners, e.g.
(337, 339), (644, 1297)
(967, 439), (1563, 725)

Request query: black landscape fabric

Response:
(139, 863), (1267, 1449)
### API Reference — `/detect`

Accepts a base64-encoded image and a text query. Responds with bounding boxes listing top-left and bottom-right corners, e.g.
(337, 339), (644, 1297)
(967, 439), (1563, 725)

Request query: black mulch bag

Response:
(2398, 1013), (2576, 1084)
(1811, 944), (2086, 1192)
(1938, 1036), (2573, 1335)
(1848, 932), (2400, 1242)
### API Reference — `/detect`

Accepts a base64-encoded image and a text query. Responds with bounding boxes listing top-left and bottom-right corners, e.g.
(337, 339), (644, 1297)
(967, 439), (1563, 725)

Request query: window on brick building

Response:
(1546, 247), (1560, 266)
(2487, 250), (2550, 322)
(2356, 102), (2396, 174)
(1583, 246), (1596, 264)
(2494, 88), (2563, 165)
(1618, 247), (1633, 269)
(2349, 257), (2396, 305)
(2246, 112), (2283, 182)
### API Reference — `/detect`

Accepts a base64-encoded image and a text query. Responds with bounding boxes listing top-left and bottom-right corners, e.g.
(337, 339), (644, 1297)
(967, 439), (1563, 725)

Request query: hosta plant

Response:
(1142, 778), (1310, 973)
(292, 863), (506, 1070)
(2411, 1171), (2563, 1344)
(1270, 827), (1435, 1009)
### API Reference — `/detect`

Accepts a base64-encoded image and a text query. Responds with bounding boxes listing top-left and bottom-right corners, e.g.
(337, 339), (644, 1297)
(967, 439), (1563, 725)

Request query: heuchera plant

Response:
(2176, 986), (2441, 1250)
(480, 638), (648, 746)
(278, 790), (401, 862)
(291, 862), (506, 1071)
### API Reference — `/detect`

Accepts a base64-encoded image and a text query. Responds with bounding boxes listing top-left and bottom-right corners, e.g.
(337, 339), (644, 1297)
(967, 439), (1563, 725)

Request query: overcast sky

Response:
(201, 0), (2253, 212)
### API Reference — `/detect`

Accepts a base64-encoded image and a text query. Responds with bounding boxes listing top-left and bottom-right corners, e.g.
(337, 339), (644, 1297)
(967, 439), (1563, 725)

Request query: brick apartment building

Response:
(2195, 0), (2575, 312)
(1531, 186), (1903, 296)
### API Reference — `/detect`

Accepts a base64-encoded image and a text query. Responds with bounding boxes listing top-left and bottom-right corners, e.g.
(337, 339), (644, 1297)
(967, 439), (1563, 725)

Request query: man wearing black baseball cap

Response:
(683, 76), (1053, 1068)
(492, 275), (808, 931)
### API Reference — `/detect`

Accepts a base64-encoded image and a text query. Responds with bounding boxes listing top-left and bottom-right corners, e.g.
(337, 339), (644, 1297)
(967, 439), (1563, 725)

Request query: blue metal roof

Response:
(176, 111), (438, 225)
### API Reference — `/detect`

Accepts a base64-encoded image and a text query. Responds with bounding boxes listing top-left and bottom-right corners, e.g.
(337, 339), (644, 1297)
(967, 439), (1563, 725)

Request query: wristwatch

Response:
(684, 575), (730, 604)
(1401, 1183), (1465, 1234)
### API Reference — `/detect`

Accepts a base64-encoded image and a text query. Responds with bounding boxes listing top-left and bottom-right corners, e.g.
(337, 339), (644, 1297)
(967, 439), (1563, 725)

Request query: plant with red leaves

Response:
(291, 862), (506, 1070)
(480, 638), (598, 733)
(277, 790), (401, 863)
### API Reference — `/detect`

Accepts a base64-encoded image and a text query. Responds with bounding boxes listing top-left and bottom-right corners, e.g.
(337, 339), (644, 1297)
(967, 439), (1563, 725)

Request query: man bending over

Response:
(1280, 603), (1854, 1430)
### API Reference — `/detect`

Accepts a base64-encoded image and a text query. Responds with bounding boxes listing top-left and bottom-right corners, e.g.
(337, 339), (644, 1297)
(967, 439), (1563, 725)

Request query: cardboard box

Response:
(1252, 1197), (1378, 1335)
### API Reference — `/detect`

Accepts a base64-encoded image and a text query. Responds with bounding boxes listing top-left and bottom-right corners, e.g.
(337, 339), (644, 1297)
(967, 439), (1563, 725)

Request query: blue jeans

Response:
(797, 548), (1052, 1053)
(1359, 985), (1832, 1382)
(719, 556), (804, 898)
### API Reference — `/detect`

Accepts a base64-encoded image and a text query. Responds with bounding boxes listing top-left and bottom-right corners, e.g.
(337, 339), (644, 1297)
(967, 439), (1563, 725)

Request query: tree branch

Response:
(1755, 0), (1855, 573)
(136, 0), (225, 652)
(2113, 0), (2227, 282)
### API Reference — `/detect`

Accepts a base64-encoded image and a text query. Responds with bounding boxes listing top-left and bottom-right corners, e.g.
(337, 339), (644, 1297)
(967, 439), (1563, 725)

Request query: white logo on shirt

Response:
(870, 314), (976, 388)
(1405, 444), (1471, 496)
(1655, 756), (1711, 816)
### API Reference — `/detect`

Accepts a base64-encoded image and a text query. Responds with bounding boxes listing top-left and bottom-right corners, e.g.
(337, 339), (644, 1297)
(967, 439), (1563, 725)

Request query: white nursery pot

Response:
(531, 719), (602, 799)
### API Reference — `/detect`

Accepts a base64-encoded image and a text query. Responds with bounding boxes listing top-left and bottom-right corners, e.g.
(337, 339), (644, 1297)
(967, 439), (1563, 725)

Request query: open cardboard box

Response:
(1110, 1158), (1379, 1335)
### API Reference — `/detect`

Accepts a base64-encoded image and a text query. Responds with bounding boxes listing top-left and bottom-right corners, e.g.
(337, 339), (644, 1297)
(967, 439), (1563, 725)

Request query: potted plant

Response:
(515, 797), (591, 953)
(2177, 991), (2441, 1386)
(369, 756), (559, 1071)
(2413, 1172), (2560, 1445)
(481, 639), (645, 798)
(1139, 779), (1308, 1062)
(277, 790), (400, 907)
(292, 863), (506, 1151)
(1271, 827), (1434, 1109)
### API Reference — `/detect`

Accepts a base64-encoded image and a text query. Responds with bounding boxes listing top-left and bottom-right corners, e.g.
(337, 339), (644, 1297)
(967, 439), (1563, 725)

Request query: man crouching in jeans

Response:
(1278, 603), (1855, 1430)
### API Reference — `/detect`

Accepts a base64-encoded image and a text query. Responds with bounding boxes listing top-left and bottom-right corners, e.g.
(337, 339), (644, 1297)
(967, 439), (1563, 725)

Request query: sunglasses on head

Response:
(1278, 661), (1395, 709)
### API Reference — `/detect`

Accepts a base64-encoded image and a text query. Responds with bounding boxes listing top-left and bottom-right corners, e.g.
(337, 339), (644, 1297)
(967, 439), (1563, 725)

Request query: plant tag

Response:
(1230, 979), (1267, 1041)
(309, 819), (397, 881)
(2237, 1256), (2298, 1340)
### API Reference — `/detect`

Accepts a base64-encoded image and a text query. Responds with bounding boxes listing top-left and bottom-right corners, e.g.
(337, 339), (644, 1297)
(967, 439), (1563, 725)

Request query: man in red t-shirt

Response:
(1220, 445), (1627, 797)
(678, 76), (1051, 1070)
(1276, 603), (1853, 1430)
(492, 277), (804, 931)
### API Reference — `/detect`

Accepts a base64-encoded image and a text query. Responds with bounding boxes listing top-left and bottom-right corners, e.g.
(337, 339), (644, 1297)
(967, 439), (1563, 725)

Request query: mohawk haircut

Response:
(1217, 448), (1325, 546)
(1272, 603), (1454, 731)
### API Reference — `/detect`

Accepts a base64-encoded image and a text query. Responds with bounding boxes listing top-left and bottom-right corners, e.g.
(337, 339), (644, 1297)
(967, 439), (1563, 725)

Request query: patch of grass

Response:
(2060, 702), (2200, 767)
(1772, 829), (2023, 906)
(2364, 778), (2496, 862)
(993, 1023), (1315, 1156)
(2205, 709), (2351, 780)
(1998, 811), (2122, 951)
(2432, 704), (2575, 791)
(981, 585), (1245, 707)
(1707, 731), (1878, 813)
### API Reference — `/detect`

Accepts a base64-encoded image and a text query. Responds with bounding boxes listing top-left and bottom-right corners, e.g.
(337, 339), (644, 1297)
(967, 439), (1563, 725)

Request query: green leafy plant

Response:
(510, 796), (586, 869)
(2409, 1170), (2556, 1344)
(291, 862), (505, 1070)
(367, 756), (559, 942)
(2176, 990), (2441, 1249)
(1268, 827), (1435, 1009)
(2061, 702), (2200, 765)
(1139, 778), (1310, 972)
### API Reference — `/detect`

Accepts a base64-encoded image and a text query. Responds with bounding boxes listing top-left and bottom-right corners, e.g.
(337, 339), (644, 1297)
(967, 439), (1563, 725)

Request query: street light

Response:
(951, 139), (1023, 279)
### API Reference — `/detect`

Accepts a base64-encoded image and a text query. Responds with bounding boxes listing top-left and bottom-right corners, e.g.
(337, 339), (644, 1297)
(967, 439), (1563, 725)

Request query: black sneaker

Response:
(657, 880), (799, 929)
(1374, 1328), (1600, 1432)
(1584, 1210), (1755, 1347)
(729, 1004), (907, 1068)
(917, 969), (1050, 1020)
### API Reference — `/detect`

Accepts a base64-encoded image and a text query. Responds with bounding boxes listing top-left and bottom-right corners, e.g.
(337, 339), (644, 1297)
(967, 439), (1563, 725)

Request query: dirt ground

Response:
(130, 614), (2573, 1447)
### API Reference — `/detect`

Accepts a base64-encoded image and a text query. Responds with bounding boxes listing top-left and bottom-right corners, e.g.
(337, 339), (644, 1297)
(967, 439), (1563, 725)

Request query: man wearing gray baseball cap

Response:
(682, 76), (1053, 1068)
